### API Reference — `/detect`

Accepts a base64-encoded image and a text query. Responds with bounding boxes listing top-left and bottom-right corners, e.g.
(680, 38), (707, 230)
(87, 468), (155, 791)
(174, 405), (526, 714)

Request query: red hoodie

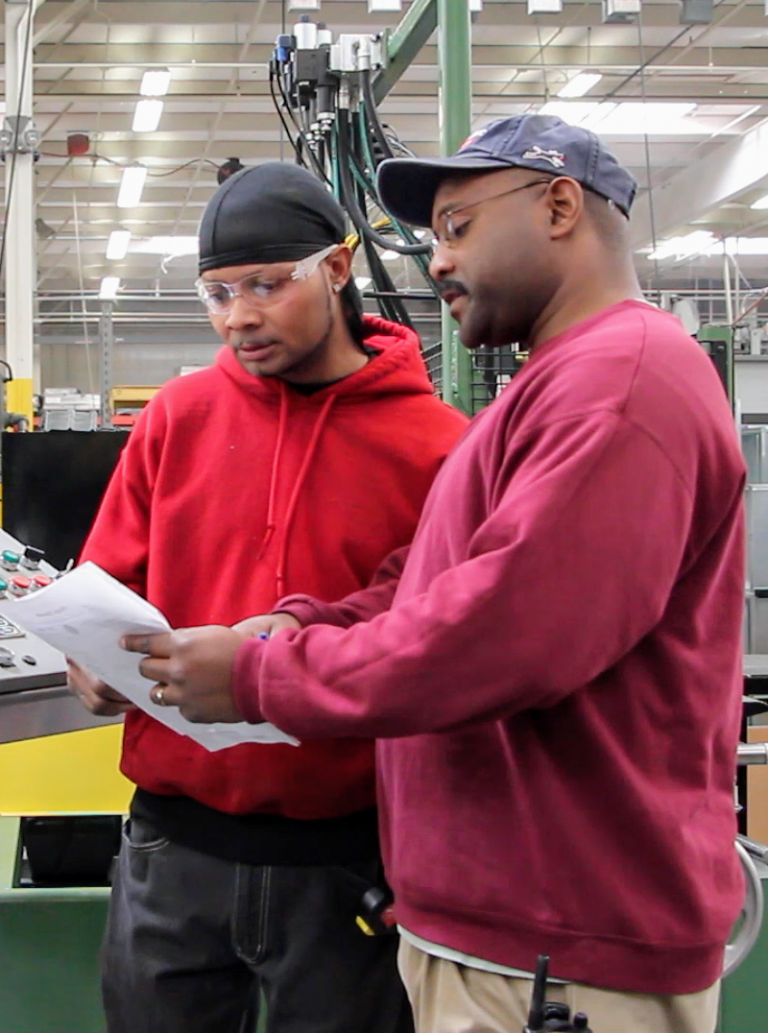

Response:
(81, 316), (467, 819)
(233, 301), (746, 994)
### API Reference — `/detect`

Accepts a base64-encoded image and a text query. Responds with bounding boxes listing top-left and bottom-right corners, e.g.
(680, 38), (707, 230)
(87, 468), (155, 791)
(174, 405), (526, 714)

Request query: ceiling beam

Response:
(33, 0), (92, 47)
(373, 0), (436, 104)
(28, 44), (768, 72)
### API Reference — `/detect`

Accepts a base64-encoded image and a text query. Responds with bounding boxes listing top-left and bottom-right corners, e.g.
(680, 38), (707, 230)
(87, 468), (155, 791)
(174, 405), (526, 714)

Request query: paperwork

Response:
(1, 562), (297, 750)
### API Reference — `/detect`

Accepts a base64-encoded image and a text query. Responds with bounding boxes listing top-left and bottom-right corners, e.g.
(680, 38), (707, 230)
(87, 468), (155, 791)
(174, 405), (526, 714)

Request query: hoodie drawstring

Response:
(256, 382), (337, 600)
(275, 392), (336, 599)
(256, 381), (289, 563)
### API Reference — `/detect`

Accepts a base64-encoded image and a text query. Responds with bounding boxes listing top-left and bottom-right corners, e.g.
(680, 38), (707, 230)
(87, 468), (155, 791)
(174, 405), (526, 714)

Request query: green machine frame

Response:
(374, 0), (474, 415)
(0, 816), (111, 1033)
(698, 323), (735, 408)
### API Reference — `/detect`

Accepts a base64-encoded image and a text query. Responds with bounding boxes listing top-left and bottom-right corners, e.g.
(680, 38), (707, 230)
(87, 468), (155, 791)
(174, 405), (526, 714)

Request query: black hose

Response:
(273, 65), (331, 186)
(360, 69), (395, 163)
(269, 66), (307, 168)
(347, 116), (440, 304)
(336, 110), (430, 257)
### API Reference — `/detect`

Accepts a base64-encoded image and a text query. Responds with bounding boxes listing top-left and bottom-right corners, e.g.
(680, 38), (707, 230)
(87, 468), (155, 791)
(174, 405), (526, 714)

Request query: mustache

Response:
(436, 279), (468, 301)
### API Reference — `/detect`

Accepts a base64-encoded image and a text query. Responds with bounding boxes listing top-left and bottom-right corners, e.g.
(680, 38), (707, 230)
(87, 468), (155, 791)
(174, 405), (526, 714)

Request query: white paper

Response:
(1, 562), (298, 750)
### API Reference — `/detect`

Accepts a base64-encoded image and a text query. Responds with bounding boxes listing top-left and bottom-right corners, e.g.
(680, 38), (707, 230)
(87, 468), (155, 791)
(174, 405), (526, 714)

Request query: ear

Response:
(545, 177), (584, 240)
(327, 244), (354, 292)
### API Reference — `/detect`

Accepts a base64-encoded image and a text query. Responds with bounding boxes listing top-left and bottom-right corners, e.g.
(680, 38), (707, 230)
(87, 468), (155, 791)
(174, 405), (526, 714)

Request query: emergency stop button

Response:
(9, 576), (32, 597)
(32, 575), (52, 590)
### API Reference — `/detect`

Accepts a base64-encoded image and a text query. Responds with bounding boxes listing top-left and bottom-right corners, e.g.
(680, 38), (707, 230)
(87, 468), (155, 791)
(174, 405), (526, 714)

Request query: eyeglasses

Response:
(195, 244), (338, 314)
(432, 179), (553, 249)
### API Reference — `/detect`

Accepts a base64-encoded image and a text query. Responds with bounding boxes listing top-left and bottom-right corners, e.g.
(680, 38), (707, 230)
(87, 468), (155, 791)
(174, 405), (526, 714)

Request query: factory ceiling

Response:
(7, 0), (768, 298)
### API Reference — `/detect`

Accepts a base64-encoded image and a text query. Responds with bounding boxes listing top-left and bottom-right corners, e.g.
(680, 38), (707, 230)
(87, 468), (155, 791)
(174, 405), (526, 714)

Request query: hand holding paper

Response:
(121, 624), (247, 724)
(2, 562), (297, 750)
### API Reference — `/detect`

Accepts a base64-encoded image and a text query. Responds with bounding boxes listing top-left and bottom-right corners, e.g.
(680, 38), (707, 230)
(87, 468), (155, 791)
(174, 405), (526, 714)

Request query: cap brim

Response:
(377, 156), (513, 228)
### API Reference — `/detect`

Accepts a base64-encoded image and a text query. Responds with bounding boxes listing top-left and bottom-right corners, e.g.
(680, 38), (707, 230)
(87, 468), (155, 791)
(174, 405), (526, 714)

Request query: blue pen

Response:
(258, 632), (270, 640)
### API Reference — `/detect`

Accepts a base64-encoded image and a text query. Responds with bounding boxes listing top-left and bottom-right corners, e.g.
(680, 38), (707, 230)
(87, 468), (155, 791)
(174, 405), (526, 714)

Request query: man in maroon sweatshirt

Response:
(124, 116), (746, 1033)
(68, 162), (467, 1033)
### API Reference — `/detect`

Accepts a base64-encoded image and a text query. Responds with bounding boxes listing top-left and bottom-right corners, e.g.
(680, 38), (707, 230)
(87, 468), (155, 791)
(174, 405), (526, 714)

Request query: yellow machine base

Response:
(0, 724), (132, 815)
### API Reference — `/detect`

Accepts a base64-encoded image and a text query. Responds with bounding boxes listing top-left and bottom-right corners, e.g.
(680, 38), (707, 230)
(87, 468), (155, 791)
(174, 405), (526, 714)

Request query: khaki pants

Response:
(398, 939), (720, 1033)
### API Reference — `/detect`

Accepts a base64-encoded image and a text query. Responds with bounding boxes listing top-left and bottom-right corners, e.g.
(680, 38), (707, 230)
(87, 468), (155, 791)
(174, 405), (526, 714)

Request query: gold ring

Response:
(154, 686), (166, 706)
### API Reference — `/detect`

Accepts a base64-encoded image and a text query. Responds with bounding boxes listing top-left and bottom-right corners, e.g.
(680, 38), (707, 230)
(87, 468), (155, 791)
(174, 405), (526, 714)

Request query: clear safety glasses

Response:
(431, 179), (553, 250)
(195, 243), (338, 314)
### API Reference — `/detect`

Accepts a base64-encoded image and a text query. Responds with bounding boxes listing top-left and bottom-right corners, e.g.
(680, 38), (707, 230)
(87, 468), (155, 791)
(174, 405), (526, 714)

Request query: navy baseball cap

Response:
(377, 113), (638, 228)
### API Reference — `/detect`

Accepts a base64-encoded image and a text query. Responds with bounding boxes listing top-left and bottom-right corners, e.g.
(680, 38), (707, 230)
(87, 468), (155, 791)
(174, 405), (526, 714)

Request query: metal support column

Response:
(437, 0), (473, 413)
(3, 0), (41, 427)
(373, 0), (437, 105)
(99, 302), (114, 429)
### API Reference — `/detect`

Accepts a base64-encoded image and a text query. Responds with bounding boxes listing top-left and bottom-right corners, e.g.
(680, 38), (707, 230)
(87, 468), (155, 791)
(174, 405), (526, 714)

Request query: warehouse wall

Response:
(30, 304), (443, 395)
(39, 337), (218, 392)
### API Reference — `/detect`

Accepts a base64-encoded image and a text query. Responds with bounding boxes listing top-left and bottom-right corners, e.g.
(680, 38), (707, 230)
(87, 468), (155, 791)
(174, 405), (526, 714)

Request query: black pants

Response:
(102, 814), (414, 1033)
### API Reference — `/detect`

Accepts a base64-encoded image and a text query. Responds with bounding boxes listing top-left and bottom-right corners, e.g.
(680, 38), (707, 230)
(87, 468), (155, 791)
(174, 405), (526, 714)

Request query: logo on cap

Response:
(459, 127), (489, 152)
(521, 146), (566, 169)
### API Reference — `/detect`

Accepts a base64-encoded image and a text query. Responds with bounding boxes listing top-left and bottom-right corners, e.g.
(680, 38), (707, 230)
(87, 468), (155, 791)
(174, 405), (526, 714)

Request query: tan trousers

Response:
(398, 939), (721, 1033)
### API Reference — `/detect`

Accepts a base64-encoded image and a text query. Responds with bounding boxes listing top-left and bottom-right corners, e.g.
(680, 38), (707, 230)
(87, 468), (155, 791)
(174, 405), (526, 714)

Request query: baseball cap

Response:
(198, 162), (347, 273)
(377, 113), (638, 228)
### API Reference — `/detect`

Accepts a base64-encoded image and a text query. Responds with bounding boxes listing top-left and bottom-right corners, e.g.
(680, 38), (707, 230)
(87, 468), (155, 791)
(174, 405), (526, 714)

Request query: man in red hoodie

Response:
(68, 162), (467, 1033)
(124, 117), (746, 1033)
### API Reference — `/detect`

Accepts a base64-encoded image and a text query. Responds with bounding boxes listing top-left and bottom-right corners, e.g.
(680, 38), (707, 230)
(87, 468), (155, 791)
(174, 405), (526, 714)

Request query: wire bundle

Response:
(268, 55), (437, 328)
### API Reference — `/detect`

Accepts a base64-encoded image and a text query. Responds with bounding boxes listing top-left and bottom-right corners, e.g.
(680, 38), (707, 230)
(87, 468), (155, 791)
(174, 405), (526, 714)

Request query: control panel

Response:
(0, 529), (68, 695)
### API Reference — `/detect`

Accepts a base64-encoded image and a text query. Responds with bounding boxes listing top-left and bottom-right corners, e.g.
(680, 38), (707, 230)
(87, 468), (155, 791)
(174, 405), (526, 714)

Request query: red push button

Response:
(33, 575), (52, 589)
(10, 576), (32, 597)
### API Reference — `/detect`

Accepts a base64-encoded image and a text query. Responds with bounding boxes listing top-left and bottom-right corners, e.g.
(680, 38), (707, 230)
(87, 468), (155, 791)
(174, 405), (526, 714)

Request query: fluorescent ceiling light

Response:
(610, 102), (697, 134)
(288, 0), (321, 7)
(646, 231), (716, 262)
(368, 0), (401, 10)
(131, 235), (199, 257)
(540, 101), (698, 135)
(355, 276), (372, 290)
(106, 230), (131, 260)
(99, 276), (121, 300)
(133, 99), (164, 133)
(140, 69), (171, 97)
(539, 102), (617, 130)
(117, 165), (147, 208)
(470, 0), (483, 10)
(528, 0), (562, 11)
(379, 249), (399, 261)
(707, 237), (768, 256)
(557, 73), (603, 99)
(751, 194), (768, 211)
(643, 236), (768, 259)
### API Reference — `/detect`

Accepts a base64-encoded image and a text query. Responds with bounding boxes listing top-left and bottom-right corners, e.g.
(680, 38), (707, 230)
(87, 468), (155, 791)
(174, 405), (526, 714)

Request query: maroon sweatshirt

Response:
(233, 300), (746, 993)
